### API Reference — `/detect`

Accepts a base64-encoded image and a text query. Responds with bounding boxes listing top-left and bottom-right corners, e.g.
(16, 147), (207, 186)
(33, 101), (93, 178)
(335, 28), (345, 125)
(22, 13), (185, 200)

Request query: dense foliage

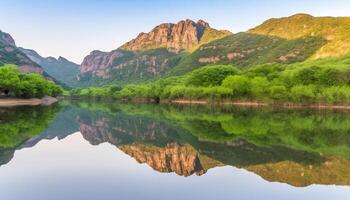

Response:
(169, 33), (326, 75)
(70, 55), (350, 104)
(0, 65), (63, 98)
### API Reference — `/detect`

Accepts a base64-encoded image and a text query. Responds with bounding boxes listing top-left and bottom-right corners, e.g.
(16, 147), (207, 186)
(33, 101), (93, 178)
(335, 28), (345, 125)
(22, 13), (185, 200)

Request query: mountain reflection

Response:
(2, 100), (350, 187)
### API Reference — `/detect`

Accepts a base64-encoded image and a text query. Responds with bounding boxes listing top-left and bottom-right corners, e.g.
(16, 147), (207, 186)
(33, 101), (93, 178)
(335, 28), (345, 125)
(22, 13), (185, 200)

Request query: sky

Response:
(1, 0), (350, 64)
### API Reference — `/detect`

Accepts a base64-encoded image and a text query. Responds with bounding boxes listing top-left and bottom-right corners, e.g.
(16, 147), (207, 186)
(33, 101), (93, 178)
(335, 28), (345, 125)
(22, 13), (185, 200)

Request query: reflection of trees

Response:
(0, 105), (61, 166)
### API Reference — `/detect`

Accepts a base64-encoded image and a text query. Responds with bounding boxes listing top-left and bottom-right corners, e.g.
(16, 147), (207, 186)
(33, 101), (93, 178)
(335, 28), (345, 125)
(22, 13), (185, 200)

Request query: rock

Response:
(40, 96), (58, 106)
(121, 19), (211, 51)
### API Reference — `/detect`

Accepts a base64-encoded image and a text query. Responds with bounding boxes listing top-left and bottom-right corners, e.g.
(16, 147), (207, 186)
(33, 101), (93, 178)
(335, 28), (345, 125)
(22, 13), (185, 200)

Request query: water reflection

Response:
(2, 100), (350, 187)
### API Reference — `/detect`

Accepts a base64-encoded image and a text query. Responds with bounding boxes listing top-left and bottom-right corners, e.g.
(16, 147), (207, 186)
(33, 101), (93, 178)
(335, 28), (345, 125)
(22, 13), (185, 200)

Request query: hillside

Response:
(249, 14), (350, 59)
(169, 33), (325, 75)
(20, 48), (80, 87)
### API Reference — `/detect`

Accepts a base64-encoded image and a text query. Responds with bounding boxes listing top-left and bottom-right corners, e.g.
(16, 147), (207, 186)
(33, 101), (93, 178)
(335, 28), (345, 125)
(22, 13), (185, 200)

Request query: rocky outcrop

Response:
(121, 19), (211, 52)
(120, 143), (208, 176)
(78, 50), (126, 80)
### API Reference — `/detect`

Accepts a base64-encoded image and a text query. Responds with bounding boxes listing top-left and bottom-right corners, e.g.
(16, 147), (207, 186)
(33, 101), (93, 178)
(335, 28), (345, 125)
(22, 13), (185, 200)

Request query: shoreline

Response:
(0, 97), (58, 107)
(66, 96), (350, 110)
(169, 99), (350, 110)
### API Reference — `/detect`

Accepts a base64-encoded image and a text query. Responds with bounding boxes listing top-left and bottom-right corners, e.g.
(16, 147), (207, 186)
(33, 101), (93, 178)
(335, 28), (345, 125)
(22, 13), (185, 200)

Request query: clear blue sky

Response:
(1, 0), (349, 63)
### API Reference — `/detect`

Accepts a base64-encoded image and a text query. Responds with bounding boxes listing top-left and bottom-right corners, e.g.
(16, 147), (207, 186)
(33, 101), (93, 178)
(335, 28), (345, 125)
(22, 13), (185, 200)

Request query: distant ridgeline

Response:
(4, 100), (350, 187)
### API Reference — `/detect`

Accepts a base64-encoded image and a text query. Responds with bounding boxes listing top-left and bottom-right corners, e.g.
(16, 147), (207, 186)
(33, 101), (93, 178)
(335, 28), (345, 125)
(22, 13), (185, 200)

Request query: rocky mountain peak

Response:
(120, 19), (216, 52)
(197, 19), (210, 28)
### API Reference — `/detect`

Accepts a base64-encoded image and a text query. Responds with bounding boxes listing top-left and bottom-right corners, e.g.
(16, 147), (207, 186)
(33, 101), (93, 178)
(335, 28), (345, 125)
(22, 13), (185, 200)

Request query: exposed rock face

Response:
(120, 143), (207, 176)
(78, 50), (125, 80)
(121, 19), (211, 52)
(77, 48), (177, 82)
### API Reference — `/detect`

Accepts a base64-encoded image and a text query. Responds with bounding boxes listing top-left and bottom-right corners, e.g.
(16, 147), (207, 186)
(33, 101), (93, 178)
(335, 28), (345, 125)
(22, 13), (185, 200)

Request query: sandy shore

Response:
(0, 97), (58, 107)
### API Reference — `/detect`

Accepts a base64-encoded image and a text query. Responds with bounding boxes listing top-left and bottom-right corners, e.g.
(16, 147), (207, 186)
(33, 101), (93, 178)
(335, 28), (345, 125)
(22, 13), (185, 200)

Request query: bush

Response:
(222, 75), (251, 97)
(186, 65), (240, 87)
(269, 85), (288, 100)
(290, 85), (316, 102)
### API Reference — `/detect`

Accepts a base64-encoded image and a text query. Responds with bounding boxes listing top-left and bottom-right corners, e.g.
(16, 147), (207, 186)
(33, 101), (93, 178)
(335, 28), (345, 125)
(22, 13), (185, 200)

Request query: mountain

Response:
(0, 30), (45, 74)
(19, 48), (80, 87)
(77, 19), (231, 85)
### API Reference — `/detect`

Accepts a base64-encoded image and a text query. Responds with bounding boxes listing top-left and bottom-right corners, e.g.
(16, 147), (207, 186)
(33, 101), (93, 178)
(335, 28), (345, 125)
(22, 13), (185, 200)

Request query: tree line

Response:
(70, 55), (350, 104)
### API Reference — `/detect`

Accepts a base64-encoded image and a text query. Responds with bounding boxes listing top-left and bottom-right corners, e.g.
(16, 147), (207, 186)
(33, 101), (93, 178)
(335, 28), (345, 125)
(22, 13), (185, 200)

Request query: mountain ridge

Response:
(19, 47), (80, 87)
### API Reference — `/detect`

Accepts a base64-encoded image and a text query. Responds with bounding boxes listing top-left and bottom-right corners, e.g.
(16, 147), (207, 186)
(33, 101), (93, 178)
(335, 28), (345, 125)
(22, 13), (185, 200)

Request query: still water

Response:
(0, 100), (349, 200)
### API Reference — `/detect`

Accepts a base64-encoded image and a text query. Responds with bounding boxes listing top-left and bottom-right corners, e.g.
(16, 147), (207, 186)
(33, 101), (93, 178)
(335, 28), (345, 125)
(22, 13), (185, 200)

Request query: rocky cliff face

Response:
(121, 19), (211, 52)
(77, 19), (230, 85)
(77, 48), (178, 83)
(0, 30), (44, 74)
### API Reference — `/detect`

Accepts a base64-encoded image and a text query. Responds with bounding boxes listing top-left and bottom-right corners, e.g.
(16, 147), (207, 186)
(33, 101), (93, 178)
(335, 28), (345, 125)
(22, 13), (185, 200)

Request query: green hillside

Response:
(249, 14), (350, 59)
(170, 33), (325, 75)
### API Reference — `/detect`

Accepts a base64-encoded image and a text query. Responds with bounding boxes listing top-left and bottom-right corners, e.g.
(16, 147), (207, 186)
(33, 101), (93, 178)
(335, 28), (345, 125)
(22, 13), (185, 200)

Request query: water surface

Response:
(0, 100), (350, 200)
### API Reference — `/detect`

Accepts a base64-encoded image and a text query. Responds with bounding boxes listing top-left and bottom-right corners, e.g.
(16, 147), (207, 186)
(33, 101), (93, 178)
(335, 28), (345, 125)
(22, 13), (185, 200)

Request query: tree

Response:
(250, 77), (270, 99)
(290, 85), (316, 102)
(222, 75), (251, 98)
(269, 85), (288, 100)
(186, 65), (240, 87)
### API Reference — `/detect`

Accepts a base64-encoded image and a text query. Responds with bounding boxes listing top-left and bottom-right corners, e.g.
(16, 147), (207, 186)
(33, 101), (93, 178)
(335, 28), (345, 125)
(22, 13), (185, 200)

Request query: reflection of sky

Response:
(0, 133), (349, 200)
(1, 0), (350, 63)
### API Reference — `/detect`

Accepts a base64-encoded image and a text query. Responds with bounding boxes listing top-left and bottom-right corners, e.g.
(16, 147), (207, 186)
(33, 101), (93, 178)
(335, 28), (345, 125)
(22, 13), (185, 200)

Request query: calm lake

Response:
(0, 100), (350, 200)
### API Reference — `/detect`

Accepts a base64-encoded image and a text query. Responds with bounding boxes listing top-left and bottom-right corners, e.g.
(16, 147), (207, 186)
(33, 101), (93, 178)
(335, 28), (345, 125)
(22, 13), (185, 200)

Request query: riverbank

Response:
(170, 99), (350, 110)
(66, 96), (350, 110)
(0, 96), (58, 107)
